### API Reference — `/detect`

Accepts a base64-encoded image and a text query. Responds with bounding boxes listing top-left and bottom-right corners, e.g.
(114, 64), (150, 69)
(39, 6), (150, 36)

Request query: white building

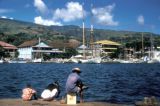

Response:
(18, 40), (63, 60)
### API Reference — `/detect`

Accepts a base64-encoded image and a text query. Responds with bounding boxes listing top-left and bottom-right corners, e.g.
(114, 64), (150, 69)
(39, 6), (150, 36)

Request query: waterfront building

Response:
(18, 39), (63, 60)
(95, 40), (121, 57)
(0, 41), (17, 58)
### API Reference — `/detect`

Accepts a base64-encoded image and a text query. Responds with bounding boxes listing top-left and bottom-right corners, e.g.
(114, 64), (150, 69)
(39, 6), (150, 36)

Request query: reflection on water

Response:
(0, 63), (160, 104)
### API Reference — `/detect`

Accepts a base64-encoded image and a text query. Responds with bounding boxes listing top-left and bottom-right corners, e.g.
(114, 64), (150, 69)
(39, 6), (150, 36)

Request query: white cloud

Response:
(33, 0), (62, 26)
(1, 16), (7, 18)
(91, 4), (118, 26)
(0, 16), (13, 20)
(34, 16), (62, 26)
(53, 2), (85, 22)
(9, 17), (13, 20)
(34, 0), (48, 14)
(0, 9), (13, 14)
(137, 15), (144, 25)
(33, 1), (86, 26)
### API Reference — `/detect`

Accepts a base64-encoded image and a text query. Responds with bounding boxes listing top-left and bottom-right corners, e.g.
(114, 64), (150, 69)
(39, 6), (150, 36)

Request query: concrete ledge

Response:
(0, 98), (131, 106)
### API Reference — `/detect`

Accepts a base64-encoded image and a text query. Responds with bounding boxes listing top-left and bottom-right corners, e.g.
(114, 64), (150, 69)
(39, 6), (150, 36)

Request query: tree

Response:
(15, 51), (19, 58)
(43, 53), (51, 61)
(65, 48), (78, 58)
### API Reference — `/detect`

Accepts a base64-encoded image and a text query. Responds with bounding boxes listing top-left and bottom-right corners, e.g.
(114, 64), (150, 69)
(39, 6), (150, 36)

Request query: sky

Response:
(0, 0), (160, 34)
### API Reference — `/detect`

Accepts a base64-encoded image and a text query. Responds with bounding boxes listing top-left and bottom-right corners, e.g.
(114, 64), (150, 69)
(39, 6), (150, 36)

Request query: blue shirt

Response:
(65, 72), (81, 93)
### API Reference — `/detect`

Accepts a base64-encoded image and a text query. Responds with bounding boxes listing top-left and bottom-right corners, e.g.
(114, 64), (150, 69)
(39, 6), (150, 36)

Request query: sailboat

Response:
(147, 33), (160, 63)
(79, 4), (101, 64)
(79, 24), (101, 63)
(68, 4), (101, 64)
(0, 59), (3, 63)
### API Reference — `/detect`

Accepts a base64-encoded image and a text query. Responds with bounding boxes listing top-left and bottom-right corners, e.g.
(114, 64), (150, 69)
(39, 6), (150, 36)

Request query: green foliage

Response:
(65, 48), (78, 57)
(49, 48), (78, 58)
(14, 51), (19, 58)
(43, 54), (51, 61)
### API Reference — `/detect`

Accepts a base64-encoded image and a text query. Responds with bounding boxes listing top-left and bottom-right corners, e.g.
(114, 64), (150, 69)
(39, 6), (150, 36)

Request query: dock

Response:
(0, 99), (132, 106)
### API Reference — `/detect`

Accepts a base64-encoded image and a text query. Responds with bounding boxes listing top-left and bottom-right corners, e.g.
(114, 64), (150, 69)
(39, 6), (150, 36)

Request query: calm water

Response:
(0, 63), (160, 104)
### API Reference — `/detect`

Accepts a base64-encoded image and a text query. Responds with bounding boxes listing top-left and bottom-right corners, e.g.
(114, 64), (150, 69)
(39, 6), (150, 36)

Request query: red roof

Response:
(0, 41), (17, 49)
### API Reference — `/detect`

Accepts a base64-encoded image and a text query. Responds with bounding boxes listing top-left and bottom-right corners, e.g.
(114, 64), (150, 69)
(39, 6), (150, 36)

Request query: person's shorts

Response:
(71, 86), (81, 94)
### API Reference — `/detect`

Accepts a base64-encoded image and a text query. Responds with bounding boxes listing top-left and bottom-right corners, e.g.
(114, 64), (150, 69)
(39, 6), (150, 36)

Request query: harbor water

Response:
(0, 63), (160, 104)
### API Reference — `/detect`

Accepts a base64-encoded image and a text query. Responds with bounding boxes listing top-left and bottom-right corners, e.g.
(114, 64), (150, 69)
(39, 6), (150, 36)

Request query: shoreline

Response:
(0, 98), (133, 106)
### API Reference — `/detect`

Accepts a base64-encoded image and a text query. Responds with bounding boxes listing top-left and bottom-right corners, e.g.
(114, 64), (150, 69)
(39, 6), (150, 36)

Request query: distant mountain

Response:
(0, 18), (160, 47)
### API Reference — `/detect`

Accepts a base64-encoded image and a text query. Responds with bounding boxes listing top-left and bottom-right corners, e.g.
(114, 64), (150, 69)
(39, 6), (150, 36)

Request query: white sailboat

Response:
(80, 57), (101, 63)
(146, 33), (160, 63)
(68, 4), (101, 64)
(147, 51), (160, 63)
(0, 59), (3, 63)
(68, 55), (83, 63)
(79, 4), (101, 64)
(32, 58), (42, 63)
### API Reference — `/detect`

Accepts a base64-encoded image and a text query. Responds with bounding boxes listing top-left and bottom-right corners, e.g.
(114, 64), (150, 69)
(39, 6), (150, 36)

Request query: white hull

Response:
(119, 60), (133, 63)
(68, 55), (81, 63)
(80, 57), (101, 64)
(9, 60), (27, 63)
(0, 60), (3, 63)
(32, 58), (42, 63)
(68, 56), (101, 64)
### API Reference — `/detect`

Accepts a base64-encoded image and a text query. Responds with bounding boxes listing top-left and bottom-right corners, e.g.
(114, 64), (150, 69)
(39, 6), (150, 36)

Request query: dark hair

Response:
(72, 70), (81, 73)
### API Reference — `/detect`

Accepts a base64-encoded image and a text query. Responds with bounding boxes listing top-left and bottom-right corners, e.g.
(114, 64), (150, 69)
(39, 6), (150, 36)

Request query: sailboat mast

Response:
(82, 3), (86, 58)
(141, 32), (144, 57)
(150, 32), (154, 58)
(90, 4), (94, 57)
(83, 21), (85, 48)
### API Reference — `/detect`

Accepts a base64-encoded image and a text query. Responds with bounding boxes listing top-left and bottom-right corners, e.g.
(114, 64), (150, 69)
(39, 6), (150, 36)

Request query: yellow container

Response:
(67, 93), (77, 105)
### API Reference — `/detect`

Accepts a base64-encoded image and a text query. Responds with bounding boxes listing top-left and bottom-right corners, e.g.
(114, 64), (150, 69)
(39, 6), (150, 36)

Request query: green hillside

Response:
(0, 18), (160, 49)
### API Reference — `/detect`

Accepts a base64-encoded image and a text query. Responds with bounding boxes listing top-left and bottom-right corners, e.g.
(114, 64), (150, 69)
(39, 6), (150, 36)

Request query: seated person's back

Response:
(22, 84), (37, 101)
(66, 72), (82, 93)
(41, 81), (60, 101)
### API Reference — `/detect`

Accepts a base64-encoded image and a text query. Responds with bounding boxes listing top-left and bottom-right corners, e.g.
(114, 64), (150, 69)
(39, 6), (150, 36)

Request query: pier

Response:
(0, 99), (131, 106)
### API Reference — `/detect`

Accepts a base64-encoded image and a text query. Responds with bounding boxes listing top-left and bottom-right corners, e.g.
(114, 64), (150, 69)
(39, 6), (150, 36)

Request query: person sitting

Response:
(41, 81), (60, 101)
(22, 84), (37, 101)
(65, 68), (86, 103)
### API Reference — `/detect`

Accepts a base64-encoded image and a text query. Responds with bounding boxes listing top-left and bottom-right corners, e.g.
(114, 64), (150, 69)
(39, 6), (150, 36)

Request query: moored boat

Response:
(32, 58), (42, 63)
(80, 57), (101, 63)
(0, 59), (3, 63)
